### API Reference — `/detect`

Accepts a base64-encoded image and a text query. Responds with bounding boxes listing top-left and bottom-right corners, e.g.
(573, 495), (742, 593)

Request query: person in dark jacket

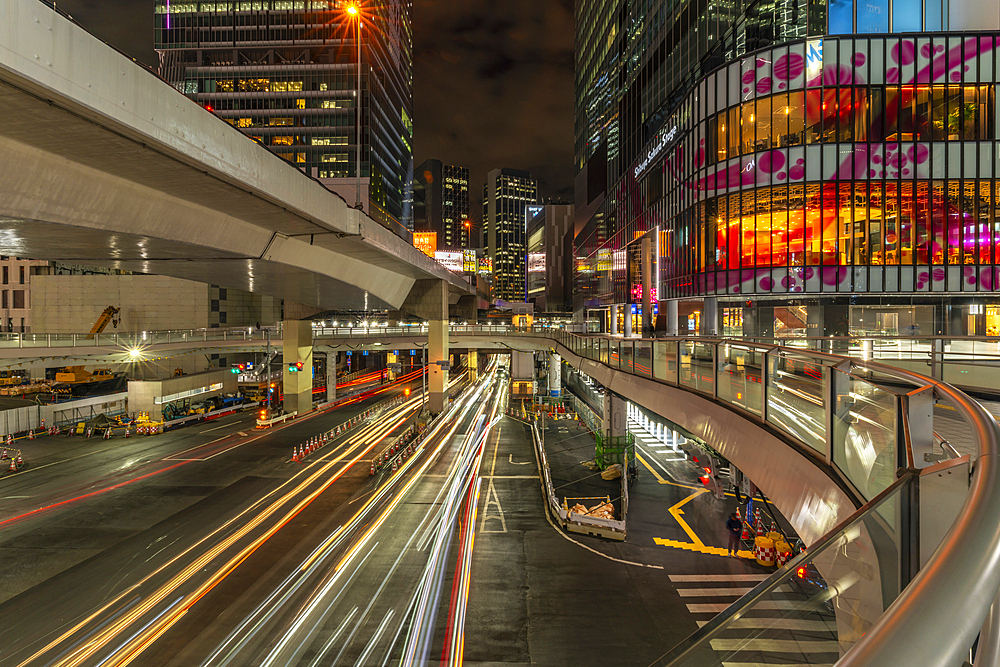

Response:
(726, 512), (742, 557)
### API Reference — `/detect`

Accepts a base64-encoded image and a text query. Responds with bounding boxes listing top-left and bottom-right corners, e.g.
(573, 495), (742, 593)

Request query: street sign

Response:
(434, 361), (451, 370)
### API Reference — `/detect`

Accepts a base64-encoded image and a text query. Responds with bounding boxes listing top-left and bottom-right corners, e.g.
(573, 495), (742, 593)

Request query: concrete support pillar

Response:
(623, 306), (633, 337)
(641, 235), (654, 336)
(610, 305), (618, 335)
(665, 300), (679, 335)
(326, 350), (337, 403)
(428, 320), (449, 412)
(700, 297), (719, 336)
(402, 279), (450, 413)
(548, 353), (561, 397)
(603, 392), (627, 439)
(282, 320), (313, 416)
(511, 351), (533, 380)
(468, 349), (479, 381)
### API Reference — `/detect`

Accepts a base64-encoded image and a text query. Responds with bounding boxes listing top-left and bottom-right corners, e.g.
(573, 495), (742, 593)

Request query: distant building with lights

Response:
(484, 168), (538, 302)
(413, 159), (471, 250)
(154, 0), (414, 230)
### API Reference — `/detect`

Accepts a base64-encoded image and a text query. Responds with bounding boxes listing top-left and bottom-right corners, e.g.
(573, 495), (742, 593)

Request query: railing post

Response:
(931, 339), (943, 380)
(18, 333), (22, 349)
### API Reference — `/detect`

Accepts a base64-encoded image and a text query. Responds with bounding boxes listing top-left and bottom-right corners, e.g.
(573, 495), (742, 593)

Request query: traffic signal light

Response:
(259, 409), (267, 419)
(404, 387), (411, 397)
(231, 363), (245, 374)
(288, 361), (305, 372)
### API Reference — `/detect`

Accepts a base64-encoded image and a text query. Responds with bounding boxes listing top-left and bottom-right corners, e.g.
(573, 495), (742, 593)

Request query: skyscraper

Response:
(575, 0), (1000, 341)
(413, 159), (471, 250)
(154, 0), (414, 230)
(483, 168), (538, 303)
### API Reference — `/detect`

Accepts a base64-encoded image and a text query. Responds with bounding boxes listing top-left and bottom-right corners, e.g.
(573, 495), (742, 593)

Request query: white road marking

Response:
(676, 587), (755, 597)
(709, 638), (840, 653)
(670, 574), (770, 583)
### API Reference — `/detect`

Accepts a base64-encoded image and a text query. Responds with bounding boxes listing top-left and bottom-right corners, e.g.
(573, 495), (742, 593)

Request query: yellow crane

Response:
(86, 306), (121, 339)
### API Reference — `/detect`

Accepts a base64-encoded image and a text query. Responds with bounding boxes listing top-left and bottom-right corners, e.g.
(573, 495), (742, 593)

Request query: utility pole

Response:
(422, 343), (427, 413)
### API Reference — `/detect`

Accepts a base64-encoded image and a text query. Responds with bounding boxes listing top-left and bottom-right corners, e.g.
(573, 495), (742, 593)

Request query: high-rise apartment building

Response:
(413, 159), (471, 250)
(575, 0), (1000, 340)
(154, 0), (414, 229)
(483, 168), (538, 302)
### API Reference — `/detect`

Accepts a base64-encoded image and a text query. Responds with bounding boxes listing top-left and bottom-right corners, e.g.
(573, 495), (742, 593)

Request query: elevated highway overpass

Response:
(0, 0), (473, 313)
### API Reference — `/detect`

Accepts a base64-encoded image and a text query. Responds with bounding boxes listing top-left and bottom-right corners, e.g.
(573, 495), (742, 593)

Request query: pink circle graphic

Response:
(773, 53), (805, 80)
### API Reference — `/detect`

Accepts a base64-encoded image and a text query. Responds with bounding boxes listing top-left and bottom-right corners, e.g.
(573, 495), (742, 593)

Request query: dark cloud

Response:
(50, 1), (576, 225)
(413, 0), (575, 216)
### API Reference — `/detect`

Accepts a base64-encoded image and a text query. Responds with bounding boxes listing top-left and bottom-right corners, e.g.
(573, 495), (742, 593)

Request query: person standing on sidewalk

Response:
(726, 512), (742, 557)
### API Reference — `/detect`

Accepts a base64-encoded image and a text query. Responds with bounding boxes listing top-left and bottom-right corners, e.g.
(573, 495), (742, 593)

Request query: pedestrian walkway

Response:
(669, 573), (840, 667)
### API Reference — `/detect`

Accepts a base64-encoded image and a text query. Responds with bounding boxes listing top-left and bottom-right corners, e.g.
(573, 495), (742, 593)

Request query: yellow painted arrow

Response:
(669, 488), (707, 546)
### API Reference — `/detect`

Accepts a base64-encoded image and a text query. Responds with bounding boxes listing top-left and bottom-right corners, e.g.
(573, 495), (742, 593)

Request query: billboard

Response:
(413, 232), (437, 258)
(463, 249), (477, 273)
(435, 251), (463, 271)
(525, 204), (543, 228)
(478, 256), (493, 275)
(527, 252), (546, 273)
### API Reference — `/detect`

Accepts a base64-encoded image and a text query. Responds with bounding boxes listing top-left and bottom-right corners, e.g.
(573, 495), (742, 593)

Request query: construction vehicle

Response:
(53, 367), (126, 396)
(86, 306), (121, 339)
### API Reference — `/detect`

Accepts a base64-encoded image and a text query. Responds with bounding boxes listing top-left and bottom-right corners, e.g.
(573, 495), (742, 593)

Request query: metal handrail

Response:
(837, 379), (1000, 665)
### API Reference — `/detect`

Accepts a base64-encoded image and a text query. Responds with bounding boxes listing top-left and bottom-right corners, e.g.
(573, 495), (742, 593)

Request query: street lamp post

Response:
(346, 3), (363, 210)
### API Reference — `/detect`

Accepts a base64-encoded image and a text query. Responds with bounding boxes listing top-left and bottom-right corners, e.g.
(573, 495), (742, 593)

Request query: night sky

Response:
(53, 0), (576, 227)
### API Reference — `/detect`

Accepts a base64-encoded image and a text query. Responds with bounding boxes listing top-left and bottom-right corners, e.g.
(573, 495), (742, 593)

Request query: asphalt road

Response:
(0, 373), (436, 667)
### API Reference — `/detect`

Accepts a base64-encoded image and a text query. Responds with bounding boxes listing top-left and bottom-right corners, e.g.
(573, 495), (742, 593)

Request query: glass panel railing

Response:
(679, 342), (715, 395)
(621, 340), (634, 373)
(634, 340), (652, 377)
(653, 340), (678, 384)
(609, 339), (620, 369)
(765, 350), (829, 454)
(652, 474), (911, 667)
(717, 343), (764, 416)
(831, 371), (899, 501)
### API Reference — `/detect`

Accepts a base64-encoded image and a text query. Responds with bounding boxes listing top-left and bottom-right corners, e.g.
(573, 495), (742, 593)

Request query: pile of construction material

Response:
(569, 501), (616, 521)
(600, 463), (622, 480)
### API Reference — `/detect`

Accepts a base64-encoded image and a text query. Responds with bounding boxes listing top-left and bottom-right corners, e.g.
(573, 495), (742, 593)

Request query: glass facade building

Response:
(484, 168), (539, 303)
(575, 0), (1000, 337)
(154, 0), (414, 229)
(413, 159), (471, 250)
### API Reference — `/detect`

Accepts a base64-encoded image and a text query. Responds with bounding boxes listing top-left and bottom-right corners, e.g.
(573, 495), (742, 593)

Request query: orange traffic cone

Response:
(770, 521), (777, 534)
(392, 458), (397, 473)
(292, 448), (299, 463)
(28, 429), (34, 440)
(369, 463), (375, 476)
(8, 458), (15, 472)
(15, 454), (22, 467)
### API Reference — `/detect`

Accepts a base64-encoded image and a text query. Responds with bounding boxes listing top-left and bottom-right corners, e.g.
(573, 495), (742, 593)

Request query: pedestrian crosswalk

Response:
(670, 572), (841, 667)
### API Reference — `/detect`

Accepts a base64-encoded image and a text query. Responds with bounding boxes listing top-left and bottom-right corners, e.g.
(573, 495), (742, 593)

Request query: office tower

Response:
(414, 159), (471, 250)
(575, 0), (1000, 338)
(483, 168), (538, 303)
(527, 204), (575, 313)
(154, 0), (414, 230)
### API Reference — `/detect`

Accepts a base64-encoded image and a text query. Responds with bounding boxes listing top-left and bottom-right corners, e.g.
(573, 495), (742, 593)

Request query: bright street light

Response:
(345, 2), (363, 209)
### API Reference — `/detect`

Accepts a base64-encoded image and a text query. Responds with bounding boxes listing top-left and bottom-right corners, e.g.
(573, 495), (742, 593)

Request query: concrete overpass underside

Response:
(0, 0), (472, 312)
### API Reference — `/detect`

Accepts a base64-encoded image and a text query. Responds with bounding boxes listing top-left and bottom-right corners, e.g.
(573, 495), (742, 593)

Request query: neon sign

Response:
(634, 125), (679, 179)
